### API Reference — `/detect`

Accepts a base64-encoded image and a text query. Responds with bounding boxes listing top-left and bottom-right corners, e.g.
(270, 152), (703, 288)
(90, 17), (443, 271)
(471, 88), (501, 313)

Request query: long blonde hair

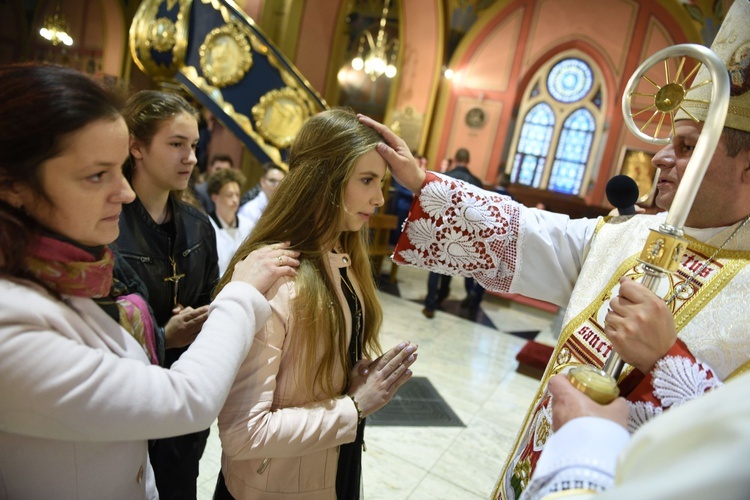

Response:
(215, 108), (384, 397)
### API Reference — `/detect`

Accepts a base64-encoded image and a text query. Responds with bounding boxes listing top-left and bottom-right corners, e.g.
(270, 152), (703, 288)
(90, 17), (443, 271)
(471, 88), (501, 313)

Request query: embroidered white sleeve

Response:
(404, 174), (520, 291)
(627, 356), (722, 431)
(651, 356), (722, 407)
(627, 401), (662, 433)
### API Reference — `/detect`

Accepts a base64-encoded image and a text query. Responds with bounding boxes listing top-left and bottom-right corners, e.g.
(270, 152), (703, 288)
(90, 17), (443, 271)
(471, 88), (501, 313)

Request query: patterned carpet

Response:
(367, 377), (464, 427)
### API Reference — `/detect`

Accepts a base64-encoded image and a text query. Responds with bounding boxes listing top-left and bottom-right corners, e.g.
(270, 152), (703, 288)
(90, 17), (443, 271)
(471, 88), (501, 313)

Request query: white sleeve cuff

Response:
(523, 417), (630, 499)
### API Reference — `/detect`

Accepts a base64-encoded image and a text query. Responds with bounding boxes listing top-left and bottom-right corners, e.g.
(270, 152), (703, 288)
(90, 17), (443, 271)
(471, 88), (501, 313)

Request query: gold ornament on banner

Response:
(252, 88), (310, 149)
(199, 23), (253, 88)
(150, 17), (177, 52)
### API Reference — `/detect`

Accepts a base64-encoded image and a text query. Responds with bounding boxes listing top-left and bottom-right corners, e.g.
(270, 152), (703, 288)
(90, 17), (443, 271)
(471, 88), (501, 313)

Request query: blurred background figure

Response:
(207, 168), (253, 276)
(439, 157), (453, 173)
(195, 153), (234, 213)
(237, 161), (286, 231)
(494, 170), (512, 197)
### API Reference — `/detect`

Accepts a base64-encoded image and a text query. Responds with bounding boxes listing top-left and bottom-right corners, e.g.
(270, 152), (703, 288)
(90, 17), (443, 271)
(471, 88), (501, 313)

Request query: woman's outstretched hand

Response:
(164, 304), (210, 348)
(357, 114), (426, 193)
(348, 341), (419, 418)
(231, 242), (300, 294)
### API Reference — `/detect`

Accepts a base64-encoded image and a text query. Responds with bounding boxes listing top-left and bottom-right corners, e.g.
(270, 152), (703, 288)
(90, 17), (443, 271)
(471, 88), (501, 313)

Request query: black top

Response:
(336, 266), (365, 500)
(447, 164), (483, 188)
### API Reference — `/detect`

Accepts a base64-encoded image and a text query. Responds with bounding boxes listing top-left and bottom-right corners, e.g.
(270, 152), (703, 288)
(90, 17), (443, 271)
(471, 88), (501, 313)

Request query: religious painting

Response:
(618, 147), (657, 205)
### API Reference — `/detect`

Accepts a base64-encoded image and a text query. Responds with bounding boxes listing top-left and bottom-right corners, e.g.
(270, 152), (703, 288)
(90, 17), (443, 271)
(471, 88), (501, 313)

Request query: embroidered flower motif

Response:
(627, 400), (662, 433)
(453, 196), (494, 233)
(405, 218), (440, 251)
(440, 229), (483, 268)
(420, 181), (454, 219)
(397, 248), (425, 267)
(651, 356), (722, 408)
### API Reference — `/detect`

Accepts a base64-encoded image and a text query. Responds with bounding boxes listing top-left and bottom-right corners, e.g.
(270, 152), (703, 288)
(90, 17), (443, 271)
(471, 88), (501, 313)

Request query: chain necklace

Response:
(339, 267), (363, 361)
(665, 214), (750, 306)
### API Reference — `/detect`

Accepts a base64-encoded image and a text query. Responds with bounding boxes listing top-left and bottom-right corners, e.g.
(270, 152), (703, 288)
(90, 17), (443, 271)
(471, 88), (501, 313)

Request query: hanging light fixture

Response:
(39, 1), (74, 47)
(351, 0), (399, 81)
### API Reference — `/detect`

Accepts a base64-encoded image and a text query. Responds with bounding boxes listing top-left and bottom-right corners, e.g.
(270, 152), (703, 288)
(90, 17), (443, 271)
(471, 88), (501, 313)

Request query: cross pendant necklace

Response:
(163, 256), (185, 307)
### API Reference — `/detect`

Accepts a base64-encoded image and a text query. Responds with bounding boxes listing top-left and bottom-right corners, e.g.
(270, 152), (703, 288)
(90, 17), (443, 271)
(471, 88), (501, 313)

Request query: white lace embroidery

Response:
(652, 356), (722, 406)
(397, 174), (520, 292)
(627, 356), (722, 431)
(627, 401), (662, 433)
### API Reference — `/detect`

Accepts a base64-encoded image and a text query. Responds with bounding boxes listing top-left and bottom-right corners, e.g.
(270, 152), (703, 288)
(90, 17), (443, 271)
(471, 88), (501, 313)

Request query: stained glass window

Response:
(548, 108), (595, 195)
(547, 58), (593, 103)
(511, 103), (555, 188)
(508, 54), (602, 197)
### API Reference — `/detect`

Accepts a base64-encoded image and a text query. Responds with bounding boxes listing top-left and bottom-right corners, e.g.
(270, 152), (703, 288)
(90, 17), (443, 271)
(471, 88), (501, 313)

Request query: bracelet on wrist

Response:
(348, 394), (364, 423)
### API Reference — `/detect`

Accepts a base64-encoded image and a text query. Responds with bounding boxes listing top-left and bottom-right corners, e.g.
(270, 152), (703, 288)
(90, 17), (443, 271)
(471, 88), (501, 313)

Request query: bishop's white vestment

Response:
(393, 173), (750, 499)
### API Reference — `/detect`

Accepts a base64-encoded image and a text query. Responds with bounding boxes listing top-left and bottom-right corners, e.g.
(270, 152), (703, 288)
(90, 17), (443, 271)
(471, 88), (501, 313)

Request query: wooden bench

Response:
(368, 213), (398, 282)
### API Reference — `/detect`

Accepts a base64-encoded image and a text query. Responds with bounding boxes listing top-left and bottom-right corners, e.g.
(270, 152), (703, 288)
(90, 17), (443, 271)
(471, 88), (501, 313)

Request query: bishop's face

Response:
(652, 121), (749, 228)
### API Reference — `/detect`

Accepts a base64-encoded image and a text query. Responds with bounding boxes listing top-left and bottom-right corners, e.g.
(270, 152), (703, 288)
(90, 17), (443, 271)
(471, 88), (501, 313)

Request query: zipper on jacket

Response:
(183, 241), (203, 257)
(256, 458), (270, 474)
(119, 253), (152, 264)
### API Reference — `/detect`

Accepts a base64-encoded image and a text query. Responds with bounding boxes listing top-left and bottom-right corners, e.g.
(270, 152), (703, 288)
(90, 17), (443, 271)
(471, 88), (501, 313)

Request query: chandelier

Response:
(39, 2), (73, 47)
(351, 0), (399, 81)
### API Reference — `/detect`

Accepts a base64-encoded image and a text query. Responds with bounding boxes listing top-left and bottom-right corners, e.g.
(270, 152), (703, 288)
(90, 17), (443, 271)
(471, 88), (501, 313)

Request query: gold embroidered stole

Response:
(493, 218), (750, 500)
(556, 241), (748, 371)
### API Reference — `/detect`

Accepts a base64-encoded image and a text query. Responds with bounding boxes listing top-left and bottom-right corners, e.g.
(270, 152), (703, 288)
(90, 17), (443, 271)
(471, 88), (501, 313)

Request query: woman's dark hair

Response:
(122, 90), (198, 177)
(0, 63), (123, 274)
(121, 90), (200, 209)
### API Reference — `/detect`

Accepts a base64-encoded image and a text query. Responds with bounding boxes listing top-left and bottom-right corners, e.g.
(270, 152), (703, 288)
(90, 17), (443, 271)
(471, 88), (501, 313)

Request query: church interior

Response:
(0, 0), (731, 498)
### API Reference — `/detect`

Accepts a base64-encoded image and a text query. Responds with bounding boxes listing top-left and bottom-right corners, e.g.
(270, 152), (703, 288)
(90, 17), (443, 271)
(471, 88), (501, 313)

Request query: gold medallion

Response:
(149, 17), (177, 52)
(199, 24), (253, 88)
(252, 88), (310, 149)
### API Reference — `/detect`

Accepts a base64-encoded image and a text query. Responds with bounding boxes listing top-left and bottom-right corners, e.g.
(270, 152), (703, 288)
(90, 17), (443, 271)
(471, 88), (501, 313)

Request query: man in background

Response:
(237, 162), (286, 231)
(422, 148), (485, 319)
(194, 154), (233, 213)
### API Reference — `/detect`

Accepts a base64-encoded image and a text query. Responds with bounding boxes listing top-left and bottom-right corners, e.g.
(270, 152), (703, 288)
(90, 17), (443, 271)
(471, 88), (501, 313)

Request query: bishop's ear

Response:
(739, 147), (750, 184)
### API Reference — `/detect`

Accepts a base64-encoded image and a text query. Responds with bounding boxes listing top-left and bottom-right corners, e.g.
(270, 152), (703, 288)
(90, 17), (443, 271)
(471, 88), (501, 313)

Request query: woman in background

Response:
(207, 168), (254, 276)
(214, 108), (418, 499)
(0, 63), (298, 499)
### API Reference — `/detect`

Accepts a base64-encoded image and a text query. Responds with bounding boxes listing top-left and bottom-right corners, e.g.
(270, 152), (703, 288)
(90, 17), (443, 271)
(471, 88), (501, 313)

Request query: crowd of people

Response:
(0, 68), (414, 500)
(1, 1), (749, 499)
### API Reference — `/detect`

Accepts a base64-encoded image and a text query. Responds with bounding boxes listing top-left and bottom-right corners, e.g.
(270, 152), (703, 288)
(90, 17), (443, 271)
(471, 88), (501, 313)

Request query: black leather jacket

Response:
(115, 196), (219, 331)
(447, 165), (483, 188)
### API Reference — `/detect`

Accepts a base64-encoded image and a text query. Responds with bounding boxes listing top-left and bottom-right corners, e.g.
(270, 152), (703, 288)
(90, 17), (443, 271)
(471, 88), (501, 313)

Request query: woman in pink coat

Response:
(214, 108), (418, 499)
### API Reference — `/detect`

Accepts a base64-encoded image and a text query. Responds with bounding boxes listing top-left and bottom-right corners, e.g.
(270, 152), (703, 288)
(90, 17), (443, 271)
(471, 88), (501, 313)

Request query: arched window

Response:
(511, 103), (555, 188)
(508, 54), (605, 197)
(549, 108), (596, 195)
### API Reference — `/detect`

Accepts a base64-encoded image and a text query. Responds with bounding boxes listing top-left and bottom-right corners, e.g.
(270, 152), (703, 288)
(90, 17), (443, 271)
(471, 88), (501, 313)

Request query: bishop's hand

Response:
(357, 114), (425, 194)
(605, 277), (678, 374)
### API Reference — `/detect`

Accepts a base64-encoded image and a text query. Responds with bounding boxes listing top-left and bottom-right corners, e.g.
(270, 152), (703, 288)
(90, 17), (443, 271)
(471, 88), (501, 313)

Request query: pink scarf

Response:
(24, 236), (159, 365)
